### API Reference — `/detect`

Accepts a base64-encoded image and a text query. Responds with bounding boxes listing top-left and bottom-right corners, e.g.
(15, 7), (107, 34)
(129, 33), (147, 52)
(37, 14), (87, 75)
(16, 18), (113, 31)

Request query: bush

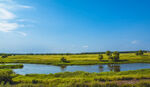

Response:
(98, 55), (103, 61)
(1, 55), (8, 58)
(107, 51), (120, 62)
(113, 51), (120, 61)
(136, 50), (144, 56)
(60, 57), (69, 63)
(0, 69), (14, 84)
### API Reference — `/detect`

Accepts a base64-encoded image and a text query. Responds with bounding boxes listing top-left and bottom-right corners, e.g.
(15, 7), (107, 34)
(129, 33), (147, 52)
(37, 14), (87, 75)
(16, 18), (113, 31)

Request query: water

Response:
(12, 63), (150, 75)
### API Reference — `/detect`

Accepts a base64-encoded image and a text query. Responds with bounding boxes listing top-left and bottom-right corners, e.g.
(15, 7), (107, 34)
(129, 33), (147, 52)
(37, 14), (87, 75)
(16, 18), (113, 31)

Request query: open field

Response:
(0, 53), (150, 65)
(0, 69), (150, 87)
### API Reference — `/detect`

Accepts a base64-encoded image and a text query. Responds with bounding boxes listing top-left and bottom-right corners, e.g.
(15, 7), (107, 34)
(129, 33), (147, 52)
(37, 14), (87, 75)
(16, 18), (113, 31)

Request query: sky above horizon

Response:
(0, 0), (150, 53)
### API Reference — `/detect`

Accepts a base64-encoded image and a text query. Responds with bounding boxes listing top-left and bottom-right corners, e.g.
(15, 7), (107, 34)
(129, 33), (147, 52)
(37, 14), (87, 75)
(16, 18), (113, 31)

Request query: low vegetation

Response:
(0, 69), (150, 87)
(0, 64), (23, 69)
(0, 69), (14, 83)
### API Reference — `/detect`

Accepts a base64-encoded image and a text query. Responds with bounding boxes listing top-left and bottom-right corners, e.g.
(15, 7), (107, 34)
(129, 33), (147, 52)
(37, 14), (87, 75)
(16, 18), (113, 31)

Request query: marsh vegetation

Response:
(0, 64), (23, 69)
(0, 69), (150, 87)
(0, 51), (149, 65)
(0, 51), (149, 87)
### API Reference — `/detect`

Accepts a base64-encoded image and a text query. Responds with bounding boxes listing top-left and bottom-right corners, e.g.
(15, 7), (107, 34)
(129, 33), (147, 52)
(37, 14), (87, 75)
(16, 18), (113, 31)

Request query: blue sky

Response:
(0, 0), (150, 53)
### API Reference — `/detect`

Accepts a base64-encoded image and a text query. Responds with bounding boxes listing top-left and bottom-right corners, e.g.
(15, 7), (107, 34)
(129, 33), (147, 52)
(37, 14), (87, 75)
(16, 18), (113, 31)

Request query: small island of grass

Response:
(0, 64), (23, 69)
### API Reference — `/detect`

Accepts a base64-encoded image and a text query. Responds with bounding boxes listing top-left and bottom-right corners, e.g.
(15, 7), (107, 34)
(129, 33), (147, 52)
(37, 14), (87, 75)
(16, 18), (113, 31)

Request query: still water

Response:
(12, 63), (150, 75)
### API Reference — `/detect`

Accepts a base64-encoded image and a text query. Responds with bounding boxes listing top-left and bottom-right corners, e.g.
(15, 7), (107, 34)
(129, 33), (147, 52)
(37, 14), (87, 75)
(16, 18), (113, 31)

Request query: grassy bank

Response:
(0, 53), (150, 65)
(0, 81), (150, 87)
(0, 64), (23, 69)
(0, 69), (150, 87)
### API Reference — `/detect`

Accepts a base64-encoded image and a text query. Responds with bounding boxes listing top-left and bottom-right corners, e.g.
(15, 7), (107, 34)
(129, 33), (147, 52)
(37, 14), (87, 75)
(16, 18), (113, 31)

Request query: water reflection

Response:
(60, 65), (67, 71)
(108, 64), (120, 72)
(98, 64), (104, 72)
(60, 64), (121, 72)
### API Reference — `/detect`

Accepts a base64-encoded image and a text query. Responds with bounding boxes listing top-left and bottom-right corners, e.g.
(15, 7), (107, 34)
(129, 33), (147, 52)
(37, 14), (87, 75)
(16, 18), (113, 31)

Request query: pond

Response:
(12, 63), (150, 75)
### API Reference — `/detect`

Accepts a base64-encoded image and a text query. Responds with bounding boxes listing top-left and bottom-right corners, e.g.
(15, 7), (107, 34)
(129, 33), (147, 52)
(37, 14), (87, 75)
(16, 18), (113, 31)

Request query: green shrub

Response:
(136, 50), (144, 56)
(60, 57), (69, 63)
(0, 69), (14, 84)
(98, 55), (103, 61)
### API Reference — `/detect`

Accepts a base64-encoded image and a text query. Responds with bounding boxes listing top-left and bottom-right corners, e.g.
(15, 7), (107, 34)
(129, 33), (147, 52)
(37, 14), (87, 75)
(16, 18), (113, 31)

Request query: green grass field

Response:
(0, 53), (150, 65)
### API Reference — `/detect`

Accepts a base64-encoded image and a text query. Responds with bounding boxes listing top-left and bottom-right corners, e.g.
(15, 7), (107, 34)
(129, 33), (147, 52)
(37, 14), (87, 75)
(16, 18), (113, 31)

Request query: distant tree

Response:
(106, 51), (111, 56)
(113, 55), (120, 61)
(113, 51), (120, 56)
(112, 51), (120, 61)
(107, 51), (120, 62)
(1, 54), (8, 58)
(136, 51), (139, 56)
(136, 50), (144, 56)
(60, 57), (69, 63)
(138, 50), (144, 55)
(98, 55), (103, 61)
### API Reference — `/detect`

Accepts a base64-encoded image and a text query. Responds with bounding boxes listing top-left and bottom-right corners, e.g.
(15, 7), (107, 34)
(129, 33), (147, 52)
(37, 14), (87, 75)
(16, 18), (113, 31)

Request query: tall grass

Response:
(0, 69), (14, 83)
(0, 69), (150, 87)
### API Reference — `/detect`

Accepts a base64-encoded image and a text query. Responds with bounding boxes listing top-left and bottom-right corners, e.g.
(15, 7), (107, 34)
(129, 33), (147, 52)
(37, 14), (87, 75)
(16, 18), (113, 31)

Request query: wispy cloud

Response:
(82, 45), (89, 48)
(0, 21), (18, 32)
(19, 5), (32, 9)
(131, 40), (139, 44)
(0, 0), (32, 36)
(17, 31), (27, 36)
(0, 8), (15, 19)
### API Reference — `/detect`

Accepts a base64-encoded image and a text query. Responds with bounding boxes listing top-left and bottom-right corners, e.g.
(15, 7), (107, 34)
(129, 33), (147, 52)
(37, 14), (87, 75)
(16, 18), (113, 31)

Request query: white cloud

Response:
(0, 0), (32, 9)
(82, 45), (89, 48)
(0, 21), (18, 32)
(17, 32), (27, 36)
(19, 5), (32, 9)
(0, 0), (32, 36)
(131, 40), (138, 44)
(0, 8), (15, 19)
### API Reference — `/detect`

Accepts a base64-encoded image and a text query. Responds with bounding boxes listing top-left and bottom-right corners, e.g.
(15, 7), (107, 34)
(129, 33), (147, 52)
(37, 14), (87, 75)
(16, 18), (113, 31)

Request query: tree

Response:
(113, 55), (120, 61)
(107, 51), (120, 62)
(136, 51), (139, 56)
(112, 51), (120, 61)
(138, 50), (144, 55)
(136, 50), (144, 56)
(98, 55), (103, 61)
(106, 51), (111, 56)
(113, 51), (119, 56)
